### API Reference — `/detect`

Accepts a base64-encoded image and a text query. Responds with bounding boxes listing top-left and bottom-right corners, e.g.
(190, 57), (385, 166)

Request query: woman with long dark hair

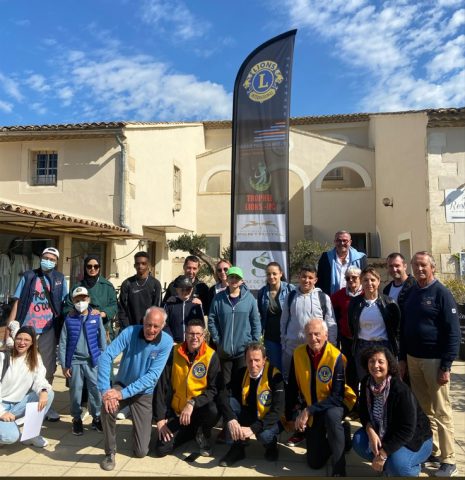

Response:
(0, 326), (54, 447)
(257, 261), (295, 371)
(352, 346), (432, 476)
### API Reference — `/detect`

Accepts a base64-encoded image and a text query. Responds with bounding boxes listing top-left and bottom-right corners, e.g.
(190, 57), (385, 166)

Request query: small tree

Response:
(166, 233), (216, 277)
(289, 239), (329, 278)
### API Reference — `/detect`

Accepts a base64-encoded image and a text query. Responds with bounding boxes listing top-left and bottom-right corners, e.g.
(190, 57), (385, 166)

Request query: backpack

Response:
(284, 289), (328, 335)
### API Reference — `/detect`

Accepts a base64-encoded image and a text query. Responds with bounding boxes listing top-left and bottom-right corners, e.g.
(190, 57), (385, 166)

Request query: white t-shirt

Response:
(359, 300), (388, 341)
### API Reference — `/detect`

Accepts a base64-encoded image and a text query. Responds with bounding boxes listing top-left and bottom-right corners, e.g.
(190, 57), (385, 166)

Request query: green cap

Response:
(227, 266), (244, 279)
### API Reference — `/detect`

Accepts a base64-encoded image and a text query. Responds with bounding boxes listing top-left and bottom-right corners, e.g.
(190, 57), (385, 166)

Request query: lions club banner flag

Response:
(231, 30), (296, 291)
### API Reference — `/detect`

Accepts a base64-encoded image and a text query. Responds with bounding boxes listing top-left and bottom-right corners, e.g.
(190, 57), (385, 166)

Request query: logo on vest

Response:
(318, 365), (332, 383)
(258, 389), (272, 407)
(192, 362), (207, 379)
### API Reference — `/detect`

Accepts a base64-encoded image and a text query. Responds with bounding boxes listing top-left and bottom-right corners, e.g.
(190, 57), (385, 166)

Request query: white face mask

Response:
(74, 301), (89, 313)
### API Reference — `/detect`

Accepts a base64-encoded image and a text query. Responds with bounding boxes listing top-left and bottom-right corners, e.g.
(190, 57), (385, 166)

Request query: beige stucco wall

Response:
(124, 124), (205, 235)
(0, 138), (119, 224)
(290, 129), (375, 245)
(370, 113), (429, 260)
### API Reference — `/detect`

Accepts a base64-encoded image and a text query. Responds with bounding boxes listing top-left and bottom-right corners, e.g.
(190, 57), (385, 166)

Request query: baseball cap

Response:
(227, 266), (244, 279)
(174, 275), (194, 289)
(42, 247), (60, 259)
(72, 286), (89, 299)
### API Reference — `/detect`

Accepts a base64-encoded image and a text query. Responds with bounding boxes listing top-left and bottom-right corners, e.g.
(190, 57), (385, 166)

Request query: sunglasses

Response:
(217, 267), (229, 272)
(86, 264), (100, 270)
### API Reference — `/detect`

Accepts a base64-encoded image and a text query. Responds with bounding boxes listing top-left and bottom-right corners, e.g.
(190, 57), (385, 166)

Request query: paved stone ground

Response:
(1, 360), (464, 477)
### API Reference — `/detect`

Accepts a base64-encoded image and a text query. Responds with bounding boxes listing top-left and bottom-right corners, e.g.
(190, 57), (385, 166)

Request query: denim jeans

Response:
(226, 396), (281, 446)
(68, 361), (101, 419)
(352, 427), (433, 476)
(0, 390), (54, 444)
(264, 340), (282, 372)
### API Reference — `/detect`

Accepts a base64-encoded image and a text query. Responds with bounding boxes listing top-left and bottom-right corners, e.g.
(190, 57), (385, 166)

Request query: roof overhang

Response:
(143, 225), (192, 234)
(0, 202), (139, 240)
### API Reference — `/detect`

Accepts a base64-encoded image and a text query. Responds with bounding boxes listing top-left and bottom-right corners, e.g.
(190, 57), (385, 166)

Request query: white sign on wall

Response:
(445, 188), (465, 222)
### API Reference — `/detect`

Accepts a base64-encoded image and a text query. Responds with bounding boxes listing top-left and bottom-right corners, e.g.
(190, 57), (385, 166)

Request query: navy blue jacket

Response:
(16, 269), (65, 326)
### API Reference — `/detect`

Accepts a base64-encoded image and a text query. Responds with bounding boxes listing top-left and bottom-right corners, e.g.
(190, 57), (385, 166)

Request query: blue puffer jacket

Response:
(257, 281), (296, 332)
(208, 284), (261, 359)
(64, 311), (102, 368)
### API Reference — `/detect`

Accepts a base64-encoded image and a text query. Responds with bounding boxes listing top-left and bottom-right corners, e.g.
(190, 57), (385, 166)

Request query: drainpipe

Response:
(115, 134), (130, 230)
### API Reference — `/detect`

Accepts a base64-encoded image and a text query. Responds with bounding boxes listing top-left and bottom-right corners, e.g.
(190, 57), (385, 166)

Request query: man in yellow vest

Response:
(218, 342), (284, 467)
(154, 318), (222, 457)
(285, 318), (356, 477)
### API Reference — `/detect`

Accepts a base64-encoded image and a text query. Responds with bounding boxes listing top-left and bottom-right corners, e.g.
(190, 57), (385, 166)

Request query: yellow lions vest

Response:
(170, 341), (215, 415)
(293, 342), (356, 426)
(241, 360), (275, 420)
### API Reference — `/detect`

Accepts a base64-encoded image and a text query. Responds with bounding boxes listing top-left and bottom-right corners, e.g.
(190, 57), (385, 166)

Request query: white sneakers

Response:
(22, 436), (49, 448)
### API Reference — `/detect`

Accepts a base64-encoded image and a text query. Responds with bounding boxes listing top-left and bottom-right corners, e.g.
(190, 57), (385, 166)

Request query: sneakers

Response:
(100, 453), (116, 471)
(91, 416), (103, 432)
(195, 429), (212, 457)
(22, 436), (48, 448)
(343, 421), (352, 452)
(286, 431), (305, 447)
(219, 444), (245, 467)
(435, 464), (458, 477)
(264, 440), (279, 462)
(45, 407), (60, 422)
(72, 418), (84, 436)
(423, 455), (442, 469)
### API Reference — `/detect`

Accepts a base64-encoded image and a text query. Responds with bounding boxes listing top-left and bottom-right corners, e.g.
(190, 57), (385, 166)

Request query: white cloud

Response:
(31, 102), (47, 115)
(139, 0), (210, 41)
(0, 72), (23, 102)
(280, 0), (465, 111)
(25, 74), (50, 92)
(0, 100), (13, 113)
(57, 87), (74, 106)
(61, 53), (231, 121)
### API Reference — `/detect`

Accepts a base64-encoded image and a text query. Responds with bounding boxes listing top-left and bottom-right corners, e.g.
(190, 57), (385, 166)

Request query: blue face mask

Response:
(40, 259), (56, 271)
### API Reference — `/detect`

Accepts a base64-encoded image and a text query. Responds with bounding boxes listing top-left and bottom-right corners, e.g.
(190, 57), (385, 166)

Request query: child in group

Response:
(59, 286), (106, 435)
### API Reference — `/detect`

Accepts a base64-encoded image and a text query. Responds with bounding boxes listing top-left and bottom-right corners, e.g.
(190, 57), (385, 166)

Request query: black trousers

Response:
(305, 406), (346, 476)
(156, 402), (219, 457)
(220, 355), (246, 390)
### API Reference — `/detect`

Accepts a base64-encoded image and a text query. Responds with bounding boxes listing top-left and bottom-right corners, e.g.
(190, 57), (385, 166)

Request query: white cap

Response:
(42, 247), (60, 259)
(72, 286), (89, 299)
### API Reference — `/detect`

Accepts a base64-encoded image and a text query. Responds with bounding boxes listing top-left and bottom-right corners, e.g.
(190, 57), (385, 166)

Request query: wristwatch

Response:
(187, 399), (195, 407)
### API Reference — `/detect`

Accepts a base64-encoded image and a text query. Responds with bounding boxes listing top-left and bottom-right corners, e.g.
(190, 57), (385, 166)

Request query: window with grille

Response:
(324, 167), (343, 181)
(31, 151), (58, 185)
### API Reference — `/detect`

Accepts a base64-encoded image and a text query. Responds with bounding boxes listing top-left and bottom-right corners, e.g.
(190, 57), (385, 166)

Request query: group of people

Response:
(0, 231), (461, 477)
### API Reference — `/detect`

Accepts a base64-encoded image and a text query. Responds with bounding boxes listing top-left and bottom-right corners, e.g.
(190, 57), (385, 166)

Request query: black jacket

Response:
(382, 274), (416, 310)
(219, 363), (284, 435)
(162, 278), (209, 308)
(163, 296), (204, 343)
(348, 294), (401, 356)
(359, 375), (432, 455)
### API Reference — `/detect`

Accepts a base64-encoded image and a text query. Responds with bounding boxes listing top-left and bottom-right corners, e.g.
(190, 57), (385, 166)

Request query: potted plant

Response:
(444, 278), (465, 360)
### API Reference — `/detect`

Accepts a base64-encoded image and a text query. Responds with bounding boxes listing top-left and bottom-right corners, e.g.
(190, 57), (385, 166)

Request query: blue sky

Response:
(1, 0), (464, 126)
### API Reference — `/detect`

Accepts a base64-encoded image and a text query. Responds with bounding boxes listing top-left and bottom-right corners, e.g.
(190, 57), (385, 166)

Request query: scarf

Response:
(366, 374), (391, 440)
(81, 255), (100, 289)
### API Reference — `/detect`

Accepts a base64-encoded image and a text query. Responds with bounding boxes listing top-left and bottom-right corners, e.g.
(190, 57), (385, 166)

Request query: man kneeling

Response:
(286, 318), (356, 477)
(155, 318), (221, 457)
(218, 342), (284, 466)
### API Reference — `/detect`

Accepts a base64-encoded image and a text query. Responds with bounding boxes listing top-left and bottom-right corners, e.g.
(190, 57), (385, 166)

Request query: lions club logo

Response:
(243, 61), (284, 103)
(318, 366), (332, 384)
(258, 390), (272, 407)
(192, 362), (207, 379)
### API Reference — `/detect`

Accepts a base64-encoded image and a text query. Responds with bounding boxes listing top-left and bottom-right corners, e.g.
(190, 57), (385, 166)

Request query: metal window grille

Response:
(31, 151), (57, 185)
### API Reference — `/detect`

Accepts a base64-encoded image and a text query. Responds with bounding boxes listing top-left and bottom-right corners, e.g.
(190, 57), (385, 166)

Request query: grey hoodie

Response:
(280, 287), (337, 355)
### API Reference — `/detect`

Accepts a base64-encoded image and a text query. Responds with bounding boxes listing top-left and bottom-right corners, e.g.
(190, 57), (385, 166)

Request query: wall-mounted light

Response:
(172, 203), (181, 213)
(382, 197), (394, 207)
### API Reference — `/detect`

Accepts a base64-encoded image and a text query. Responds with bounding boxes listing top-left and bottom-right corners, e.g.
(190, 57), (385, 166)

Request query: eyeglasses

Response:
(86, 264), (100, 270)
(217, 267), (229, 272)
(345, 276), (359, 281)
(186, 332), (203, 338)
